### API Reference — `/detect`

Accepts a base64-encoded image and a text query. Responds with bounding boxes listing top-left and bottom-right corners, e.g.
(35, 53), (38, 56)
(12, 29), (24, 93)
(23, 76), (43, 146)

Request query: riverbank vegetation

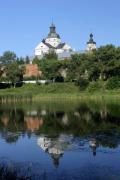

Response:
(37, 45), (120, 91)
(0, 44), (120, 100)
(0, 82), (119, 103)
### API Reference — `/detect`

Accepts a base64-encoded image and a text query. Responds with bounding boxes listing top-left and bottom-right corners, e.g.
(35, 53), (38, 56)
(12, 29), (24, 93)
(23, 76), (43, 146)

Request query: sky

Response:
(0, 0), (120, 57)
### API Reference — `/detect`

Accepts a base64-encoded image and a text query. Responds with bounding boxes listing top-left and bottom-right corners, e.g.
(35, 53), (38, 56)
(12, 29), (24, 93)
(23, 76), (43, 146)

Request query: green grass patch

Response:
(0, 82), (120, 103)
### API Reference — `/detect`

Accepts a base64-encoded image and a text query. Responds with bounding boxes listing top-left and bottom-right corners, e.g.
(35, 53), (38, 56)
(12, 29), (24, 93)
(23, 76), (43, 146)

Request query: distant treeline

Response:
(0, 44), (120, 90)
(37, 44), (120, 90)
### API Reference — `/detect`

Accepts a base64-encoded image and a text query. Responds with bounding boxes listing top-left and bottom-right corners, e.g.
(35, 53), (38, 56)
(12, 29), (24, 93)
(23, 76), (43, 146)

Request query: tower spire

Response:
(50, 23), (56, 33)
(87, 33), (96, 44)
(52, 17), (54, 26)
(47, 22), (60, 39)
(86, 33), (97, 51)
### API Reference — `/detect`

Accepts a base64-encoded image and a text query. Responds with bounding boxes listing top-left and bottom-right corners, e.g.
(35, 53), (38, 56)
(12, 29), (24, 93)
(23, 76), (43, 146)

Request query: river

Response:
(0, 99), (120, 179)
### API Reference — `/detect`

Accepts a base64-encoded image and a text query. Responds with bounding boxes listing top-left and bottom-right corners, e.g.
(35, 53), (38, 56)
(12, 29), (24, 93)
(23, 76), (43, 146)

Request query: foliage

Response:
(23, 76), (38, 81)
(43, 51), (58, 60)
(39, 58), (72, 81)
(5, 62), (24, 87)
(18, 57), (25, 65)
(39, 59), (59, 80)
(0, 51), (17, 64)
(106, 76), (120, 89)
(0, 76), (8, 82)
(87, 81), (105, 92)
(94, 44), (116, 62)
(32, 56), (40, 65)
(75, 78), (89, 91)
(0, 44), (120, 90)
(0, 83), (80, 97)
(25, 56), (30, 64)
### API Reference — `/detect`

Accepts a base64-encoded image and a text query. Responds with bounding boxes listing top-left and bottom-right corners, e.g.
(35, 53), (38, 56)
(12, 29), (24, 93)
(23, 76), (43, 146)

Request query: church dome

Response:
(47, 23), (61, 39)
(87, 33), (96, 44)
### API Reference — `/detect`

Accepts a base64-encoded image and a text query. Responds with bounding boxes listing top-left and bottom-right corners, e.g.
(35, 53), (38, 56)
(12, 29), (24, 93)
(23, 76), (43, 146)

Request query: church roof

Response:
(57, 43), (66, 49)
(42, 39), (56, 49)
(47, 23), (61, 39)
(42, 39), (66, 50)
(87, 33), (96, 44)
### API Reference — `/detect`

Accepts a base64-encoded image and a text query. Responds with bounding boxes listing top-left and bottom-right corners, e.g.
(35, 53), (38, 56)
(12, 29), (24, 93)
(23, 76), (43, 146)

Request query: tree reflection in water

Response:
(0, 100), (120, 168)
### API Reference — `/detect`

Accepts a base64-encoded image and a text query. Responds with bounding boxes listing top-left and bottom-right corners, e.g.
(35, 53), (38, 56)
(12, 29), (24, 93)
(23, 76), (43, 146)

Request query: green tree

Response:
(43, 51), (58, 60)
(106, 76), (120, 89)
(39, 59), (60, 80)
(25, 56), (30, 64)
(93, 45), (120, 80)
(0, 51), (17, 64)
(5, 62), (24, 87)
(32, 56), (40, 65)
(18, 57), (25, 65)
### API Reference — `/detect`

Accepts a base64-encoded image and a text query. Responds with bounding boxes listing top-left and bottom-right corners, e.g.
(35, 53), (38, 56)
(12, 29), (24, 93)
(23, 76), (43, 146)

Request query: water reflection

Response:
(37, 134), (72, 168)
(0, 100), (120, 179)
(0, 101), (120, 146)
(89, 139), (98, 156)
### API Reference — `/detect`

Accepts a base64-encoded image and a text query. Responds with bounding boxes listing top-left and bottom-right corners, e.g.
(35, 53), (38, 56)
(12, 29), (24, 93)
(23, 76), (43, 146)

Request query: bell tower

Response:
(45, 23), (61, 47)
(86, 33), (97, 51)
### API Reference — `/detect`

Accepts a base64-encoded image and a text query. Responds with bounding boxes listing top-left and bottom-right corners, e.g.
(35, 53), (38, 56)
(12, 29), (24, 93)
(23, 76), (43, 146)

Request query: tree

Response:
(32, 56), (40, 65)
(75, 78), (89, 91)
(39, 59), (60, 80)
(94, 45), (116, 62)
(18, 57), (25, 65)
(0, 51), (17, 64)
(25, 56), (30, 64)
(69, 45), (120, 82)
(0, 65), (3, 78)
(106, 76), (120, 89)
(43, 51), (58, 60)
(5, 62), (24, 87)
(93, 45), (120, 80)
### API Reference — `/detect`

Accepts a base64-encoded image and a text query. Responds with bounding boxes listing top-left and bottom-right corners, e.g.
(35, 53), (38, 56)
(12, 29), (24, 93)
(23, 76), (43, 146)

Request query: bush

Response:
(23, 76), (38, 81)
(75, 78), (89, 91)
(87, 81), (103, 92)
(106, 76), (120, 89)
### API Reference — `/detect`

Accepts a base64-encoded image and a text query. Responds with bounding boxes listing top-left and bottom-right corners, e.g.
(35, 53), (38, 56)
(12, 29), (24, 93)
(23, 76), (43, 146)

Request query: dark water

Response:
(0, 99), (120, 180)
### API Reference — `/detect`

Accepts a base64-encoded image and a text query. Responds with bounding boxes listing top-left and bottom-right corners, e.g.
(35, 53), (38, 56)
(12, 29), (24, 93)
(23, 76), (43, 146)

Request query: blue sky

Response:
(0, 0), (120, 57)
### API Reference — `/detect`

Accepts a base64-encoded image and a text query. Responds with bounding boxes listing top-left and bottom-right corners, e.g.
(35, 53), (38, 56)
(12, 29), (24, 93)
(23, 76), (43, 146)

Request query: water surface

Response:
(0, 99), (120, 179)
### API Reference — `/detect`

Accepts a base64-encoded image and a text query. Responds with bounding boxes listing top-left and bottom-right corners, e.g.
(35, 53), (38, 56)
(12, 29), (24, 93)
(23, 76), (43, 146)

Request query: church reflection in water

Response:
(37, 135), (73, 168)
(37, 135), (100, 167)
(24, 114), (44, 132)
(89, 139), (99, 156)
(0, 100), (120, 167)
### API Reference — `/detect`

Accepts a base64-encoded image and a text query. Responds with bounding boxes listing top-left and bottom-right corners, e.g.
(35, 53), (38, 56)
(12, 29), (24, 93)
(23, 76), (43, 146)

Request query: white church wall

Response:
(56, 49), (64, 54)
(86, 43), (96, 51)
(35, 42), (49, 56)
(63, 44), (72, 51)
(45, 38), (61, 48)
(34, 24), (75, 58)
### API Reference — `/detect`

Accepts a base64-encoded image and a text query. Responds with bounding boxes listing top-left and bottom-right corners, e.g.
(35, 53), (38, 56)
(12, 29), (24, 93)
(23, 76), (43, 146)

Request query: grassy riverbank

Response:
(0, 83), (120, 102)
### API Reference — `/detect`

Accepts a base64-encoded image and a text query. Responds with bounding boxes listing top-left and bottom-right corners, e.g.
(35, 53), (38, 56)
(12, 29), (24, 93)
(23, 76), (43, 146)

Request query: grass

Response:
(0, 82), (120, 103)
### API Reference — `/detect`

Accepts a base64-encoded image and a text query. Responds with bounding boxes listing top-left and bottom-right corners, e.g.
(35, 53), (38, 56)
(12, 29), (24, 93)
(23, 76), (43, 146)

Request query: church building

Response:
(86, 33), (97, 51)
(35, 23), (72, 57)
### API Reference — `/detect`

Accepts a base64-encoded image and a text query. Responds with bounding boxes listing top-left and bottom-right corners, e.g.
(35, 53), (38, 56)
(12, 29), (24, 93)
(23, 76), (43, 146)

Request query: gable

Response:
(35, 42), (49, 50)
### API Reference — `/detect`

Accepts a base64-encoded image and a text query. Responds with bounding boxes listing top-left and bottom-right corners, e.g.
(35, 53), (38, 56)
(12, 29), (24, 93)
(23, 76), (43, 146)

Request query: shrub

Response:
(87, 81), (104, 92)
(23, 76), (38, 81)
(75, 78), (89, 91)
(106, 76), (120, 89)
